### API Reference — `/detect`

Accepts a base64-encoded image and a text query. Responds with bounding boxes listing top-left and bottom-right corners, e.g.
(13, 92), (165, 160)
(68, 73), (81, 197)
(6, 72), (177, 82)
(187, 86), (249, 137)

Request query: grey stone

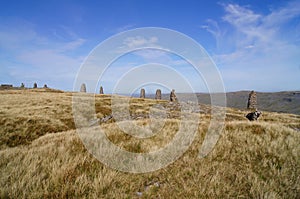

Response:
(80, 83), (86, 93)
(100, 86), (104, 94)
(247, 90), (257, 110)
(155, 89), (161, 100)
(140, 88), (145, 98)
(170, 89), (177, 102)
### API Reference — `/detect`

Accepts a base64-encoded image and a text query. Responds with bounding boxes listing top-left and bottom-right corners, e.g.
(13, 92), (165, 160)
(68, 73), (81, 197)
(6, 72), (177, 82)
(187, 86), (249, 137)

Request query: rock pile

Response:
(100, 86), (104, 94)
(140, 88), (145, 98)
(247, 90), (257, 110)
(80, 83), (87, 93)
(155, 89), (162, 100)
(170, 89), (177, 102)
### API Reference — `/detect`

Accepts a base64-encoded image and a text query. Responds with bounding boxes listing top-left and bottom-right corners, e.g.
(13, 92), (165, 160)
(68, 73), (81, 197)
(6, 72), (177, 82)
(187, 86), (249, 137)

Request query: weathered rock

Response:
(101, 114), (113, 123)
(100, 86), (104, 94)
(33, 82), (37, 88)
(246, 111), (261, 121)
(247, 90), (257, 110)
(170, 89), (177, 102)
(140, 88), (145, 98)
(155, 89), (162, 100)
(89, 115), (113, 126)
(80, 83), (87, 93)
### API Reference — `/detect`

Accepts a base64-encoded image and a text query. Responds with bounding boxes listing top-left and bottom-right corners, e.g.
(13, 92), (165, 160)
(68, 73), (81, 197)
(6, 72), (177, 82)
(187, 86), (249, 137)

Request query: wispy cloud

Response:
(203, 1), (300, 91)
(123, 36), (158, 48)
(115, 24), (136, 33)
(0, 18), (86, 89)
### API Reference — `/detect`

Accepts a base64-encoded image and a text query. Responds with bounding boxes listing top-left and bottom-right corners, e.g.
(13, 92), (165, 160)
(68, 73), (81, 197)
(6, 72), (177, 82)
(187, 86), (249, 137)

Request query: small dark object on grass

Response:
(246, 111), (261, 121)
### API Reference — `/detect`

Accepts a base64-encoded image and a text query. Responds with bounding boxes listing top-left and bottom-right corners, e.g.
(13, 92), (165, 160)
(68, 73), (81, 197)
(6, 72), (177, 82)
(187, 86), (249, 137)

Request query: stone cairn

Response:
(100, 86), (104, 94)
(43, 84), (48, 88)
(33, 82), (37, 88)
(155, 89), (162, 100)
(170, 89), (178, 102)
(140, 88), (145, 98)
(247, 90), (257, 110)
(20, 83), (25, 88)
(80, 83), (87, 93)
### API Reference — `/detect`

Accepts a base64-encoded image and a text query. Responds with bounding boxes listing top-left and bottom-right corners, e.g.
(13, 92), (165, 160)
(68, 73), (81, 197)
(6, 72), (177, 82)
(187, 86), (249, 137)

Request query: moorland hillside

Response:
(0, 89), (299, 198)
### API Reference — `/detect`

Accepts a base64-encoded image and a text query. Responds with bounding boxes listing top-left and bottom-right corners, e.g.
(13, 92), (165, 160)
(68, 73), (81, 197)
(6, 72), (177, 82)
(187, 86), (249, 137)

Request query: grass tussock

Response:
(0, 89), (300, 198)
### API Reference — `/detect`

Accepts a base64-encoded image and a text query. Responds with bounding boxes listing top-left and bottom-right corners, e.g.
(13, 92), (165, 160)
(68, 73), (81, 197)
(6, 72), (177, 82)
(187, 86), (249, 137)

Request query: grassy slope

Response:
(0, 89), (299, 198)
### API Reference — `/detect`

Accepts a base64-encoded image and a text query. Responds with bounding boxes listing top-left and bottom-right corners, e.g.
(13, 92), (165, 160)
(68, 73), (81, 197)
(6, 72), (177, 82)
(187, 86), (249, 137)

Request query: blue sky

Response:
(0, 0), (299, 92)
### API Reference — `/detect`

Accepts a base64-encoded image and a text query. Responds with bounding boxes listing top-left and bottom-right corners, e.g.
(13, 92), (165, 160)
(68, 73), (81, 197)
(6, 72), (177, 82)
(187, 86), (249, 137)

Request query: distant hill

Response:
(154, 91), (300, 115)
(223, 91), (300, 115)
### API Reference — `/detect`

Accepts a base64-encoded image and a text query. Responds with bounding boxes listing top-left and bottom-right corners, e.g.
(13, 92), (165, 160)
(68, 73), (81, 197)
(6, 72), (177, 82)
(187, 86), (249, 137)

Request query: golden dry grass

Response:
(0, 89), (299, 198)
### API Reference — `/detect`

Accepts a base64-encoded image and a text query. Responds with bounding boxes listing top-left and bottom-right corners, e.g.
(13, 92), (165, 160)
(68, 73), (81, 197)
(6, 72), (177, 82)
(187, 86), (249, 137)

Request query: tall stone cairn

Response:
(33, 82), (37, 88)
(140, 88), (145, 98)
(247, 90), (257, 110)
(100, 86), (104, 94)
(170, 89), (177, 102)
(155, 89), (162, 100)
(80, 83), (87, 93)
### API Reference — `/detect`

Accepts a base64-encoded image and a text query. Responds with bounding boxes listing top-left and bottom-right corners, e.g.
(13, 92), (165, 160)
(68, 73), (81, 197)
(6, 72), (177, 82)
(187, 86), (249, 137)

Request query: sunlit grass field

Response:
(0, 89), (299, 198)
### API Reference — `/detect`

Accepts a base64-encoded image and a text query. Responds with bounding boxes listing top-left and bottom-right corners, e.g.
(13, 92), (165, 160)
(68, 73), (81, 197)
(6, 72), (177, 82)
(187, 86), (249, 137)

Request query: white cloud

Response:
(123, 36), (158, 49)
(203, 1), (300, 91)
(263, 1), (300, 26)
(115, 24), (136, 33)
(133, 49), (169, 61)
(58, 38), (86, 52)
(223, 4), (261, 26)
(0, 18), (86, 90)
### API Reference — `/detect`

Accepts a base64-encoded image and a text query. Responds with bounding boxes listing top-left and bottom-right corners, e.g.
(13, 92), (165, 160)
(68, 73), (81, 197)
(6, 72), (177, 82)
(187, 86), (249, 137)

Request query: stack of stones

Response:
(100, 86), (104, 94)
(247, 90), (257, 110)
(140, 88), (145, 98)
(80, 83), (87, 93)
(170, 89), (177, 102)
(155, 89), (161, 100)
